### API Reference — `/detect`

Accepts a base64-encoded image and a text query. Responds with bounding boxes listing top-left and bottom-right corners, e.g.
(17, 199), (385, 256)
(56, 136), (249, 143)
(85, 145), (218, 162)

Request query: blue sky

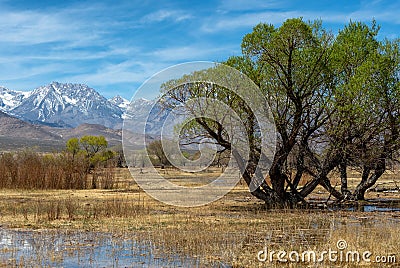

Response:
(0, 0), (399, 99)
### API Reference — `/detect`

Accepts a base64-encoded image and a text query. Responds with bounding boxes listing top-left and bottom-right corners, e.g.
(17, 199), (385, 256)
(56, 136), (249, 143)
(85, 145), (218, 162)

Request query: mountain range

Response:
(0, 82), (158, 151)
(0, 82), (129, 129)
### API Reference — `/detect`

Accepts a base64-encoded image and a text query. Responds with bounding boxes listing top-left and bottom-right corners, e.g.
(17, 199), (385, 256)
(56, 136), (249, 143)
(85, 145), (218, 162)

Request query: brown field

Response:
(0, 168), (399, 267)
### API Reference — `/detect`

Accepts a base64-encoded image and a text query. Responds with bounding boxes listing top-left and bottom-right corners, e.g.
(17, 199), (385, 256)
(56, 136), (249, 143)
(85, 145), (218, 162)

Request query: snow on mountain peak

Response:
(0, 82), (161, 130)
(0, 86), (30, 111)
(9, 82), (124, 128)
(109, 95), (130, 110)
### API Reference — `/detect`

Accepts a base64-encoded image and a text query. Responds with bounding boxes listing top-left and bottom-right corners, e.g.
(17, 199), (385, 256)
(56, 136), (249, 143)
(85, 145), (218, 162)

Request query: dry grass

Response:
(0, 168), (399, 267)
(0, 151), (118, 190)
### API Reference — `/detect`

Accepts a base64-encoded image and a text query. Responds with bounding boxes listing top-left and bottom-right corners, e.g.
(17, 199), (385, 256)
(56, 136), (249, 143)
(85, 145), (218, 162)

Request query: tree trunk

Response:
(352, 163), (384, 200)
(269, 148), (290, 200)
(320, 176), (344, 200)
(232, 148), (288, 206)
(91, 171), (97, 189)
(300, 151), (342, 198)
(293, 143), (305, 189)
(339, 161), (351, 198)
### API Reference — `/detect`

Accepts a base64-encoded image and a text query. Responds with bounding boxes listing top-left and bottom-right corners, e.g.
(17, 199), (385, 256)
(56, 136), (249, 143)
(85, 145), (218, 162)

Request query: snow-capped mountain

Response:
(0, 86), (30, 111)
(124, 97), (180, 135)
(10, 82), (123, 128)
(0, 82), (177, 131)
(109, 95), (130, 110)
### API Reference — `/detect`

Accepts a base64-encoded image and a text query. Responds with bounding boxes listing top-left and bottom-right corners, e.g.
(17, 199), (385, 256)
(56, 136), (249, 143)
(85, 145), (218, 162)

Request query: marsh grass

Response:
(1, 187), (399, 267)
(0, 168), (399, 267)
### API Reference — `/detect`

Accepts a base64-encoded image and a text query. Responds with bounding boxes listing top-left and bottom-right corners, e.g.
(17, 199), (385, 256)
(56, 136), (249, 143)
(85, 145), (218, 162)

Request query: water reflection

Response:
(0, 229), (200, 267)
(348, 205), (400, 212)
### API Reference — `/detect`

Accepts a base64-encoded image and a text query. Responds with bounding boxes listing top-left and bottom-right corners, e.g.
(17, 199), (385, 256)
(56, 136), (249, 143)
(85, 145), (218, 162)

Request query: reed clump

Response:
(0, 150), (116, 190)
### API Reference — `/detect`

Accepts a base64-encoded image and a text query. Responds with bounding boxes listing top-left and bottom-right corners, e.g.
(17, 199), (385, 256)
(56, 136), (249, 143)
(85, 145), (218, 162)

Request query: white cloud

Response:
(202, 3), (400, 33)
(347, 9), (400, 24)
(0, 10), (98, 45)
(201, 11), (300, 32)
(141, 9), (192, 23)
(66, 60), (167, 86)
(150, 45), (237, 61)
(0, 47), (136, 64)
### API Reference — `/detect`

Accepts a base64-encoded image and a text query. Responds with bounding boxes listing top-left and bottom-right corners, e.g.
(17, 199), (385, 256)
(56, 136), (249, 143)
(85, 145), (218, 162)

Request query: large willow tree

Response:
(161, 18), (400, 206)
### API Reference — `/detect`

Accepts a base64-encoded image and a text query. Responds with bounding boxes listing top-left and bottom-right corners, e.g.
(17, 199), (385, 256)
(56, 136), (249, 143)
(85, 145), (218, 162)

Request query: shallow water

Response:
(349, 204), (400, 212)
(308, 198), (400, 212)
(0, 228), (201, 267)
(343, 199), (400, 212)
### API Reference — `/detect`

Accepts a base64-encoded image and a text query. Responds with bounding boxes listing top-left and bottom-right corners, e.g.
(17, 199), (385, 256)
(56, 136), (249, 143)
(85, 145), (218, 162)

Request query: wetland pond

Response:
(0, 228), (204, 267)
(1, 200), (399, 267)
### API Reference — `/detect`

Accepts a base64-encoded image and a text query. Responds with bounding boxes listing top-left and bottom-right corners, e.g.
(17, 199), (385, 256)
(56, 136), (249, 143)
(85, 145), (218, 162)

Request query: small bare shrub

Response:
(44, 200), (62, 221)
(64, 198), (78, 220)
(0, 150), (115, 190)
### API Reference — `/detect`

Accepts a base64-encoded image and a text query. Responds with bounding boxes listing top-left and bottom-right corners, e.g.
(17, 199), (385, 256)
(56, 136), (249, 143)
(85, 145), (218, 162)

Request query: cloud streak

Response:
(141, 9), (192, 24)
(202, 1), (400, 33)
(150, 45), (238, 61)
(0, 10), (98, 46)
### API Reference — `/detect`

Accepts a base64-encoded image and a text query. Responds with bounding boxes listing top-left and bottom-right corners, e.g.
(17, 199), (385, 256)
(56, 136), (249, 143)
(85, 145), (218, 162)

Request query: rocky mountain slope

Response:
(0, 111), (127, 151)
(0, 110), (61, 140)
(10, 82), (123, 128)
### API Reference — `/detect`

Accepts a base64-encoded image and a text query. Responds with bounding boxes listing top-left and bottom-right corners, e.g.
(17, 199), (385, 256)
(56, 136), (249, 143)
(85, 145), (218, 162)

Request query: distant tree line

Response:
(0, 135), (123, 190)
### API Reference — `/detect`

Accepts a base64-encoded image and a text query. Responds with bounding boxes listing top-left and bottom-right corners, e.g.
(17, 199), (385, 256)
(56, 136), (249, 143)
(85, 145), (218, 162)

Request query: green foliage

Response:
(66, 137), (80, 157)
(65, 135), (111, 168)
(80, 135), (108, 157)
(90, 150), (115, 166)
